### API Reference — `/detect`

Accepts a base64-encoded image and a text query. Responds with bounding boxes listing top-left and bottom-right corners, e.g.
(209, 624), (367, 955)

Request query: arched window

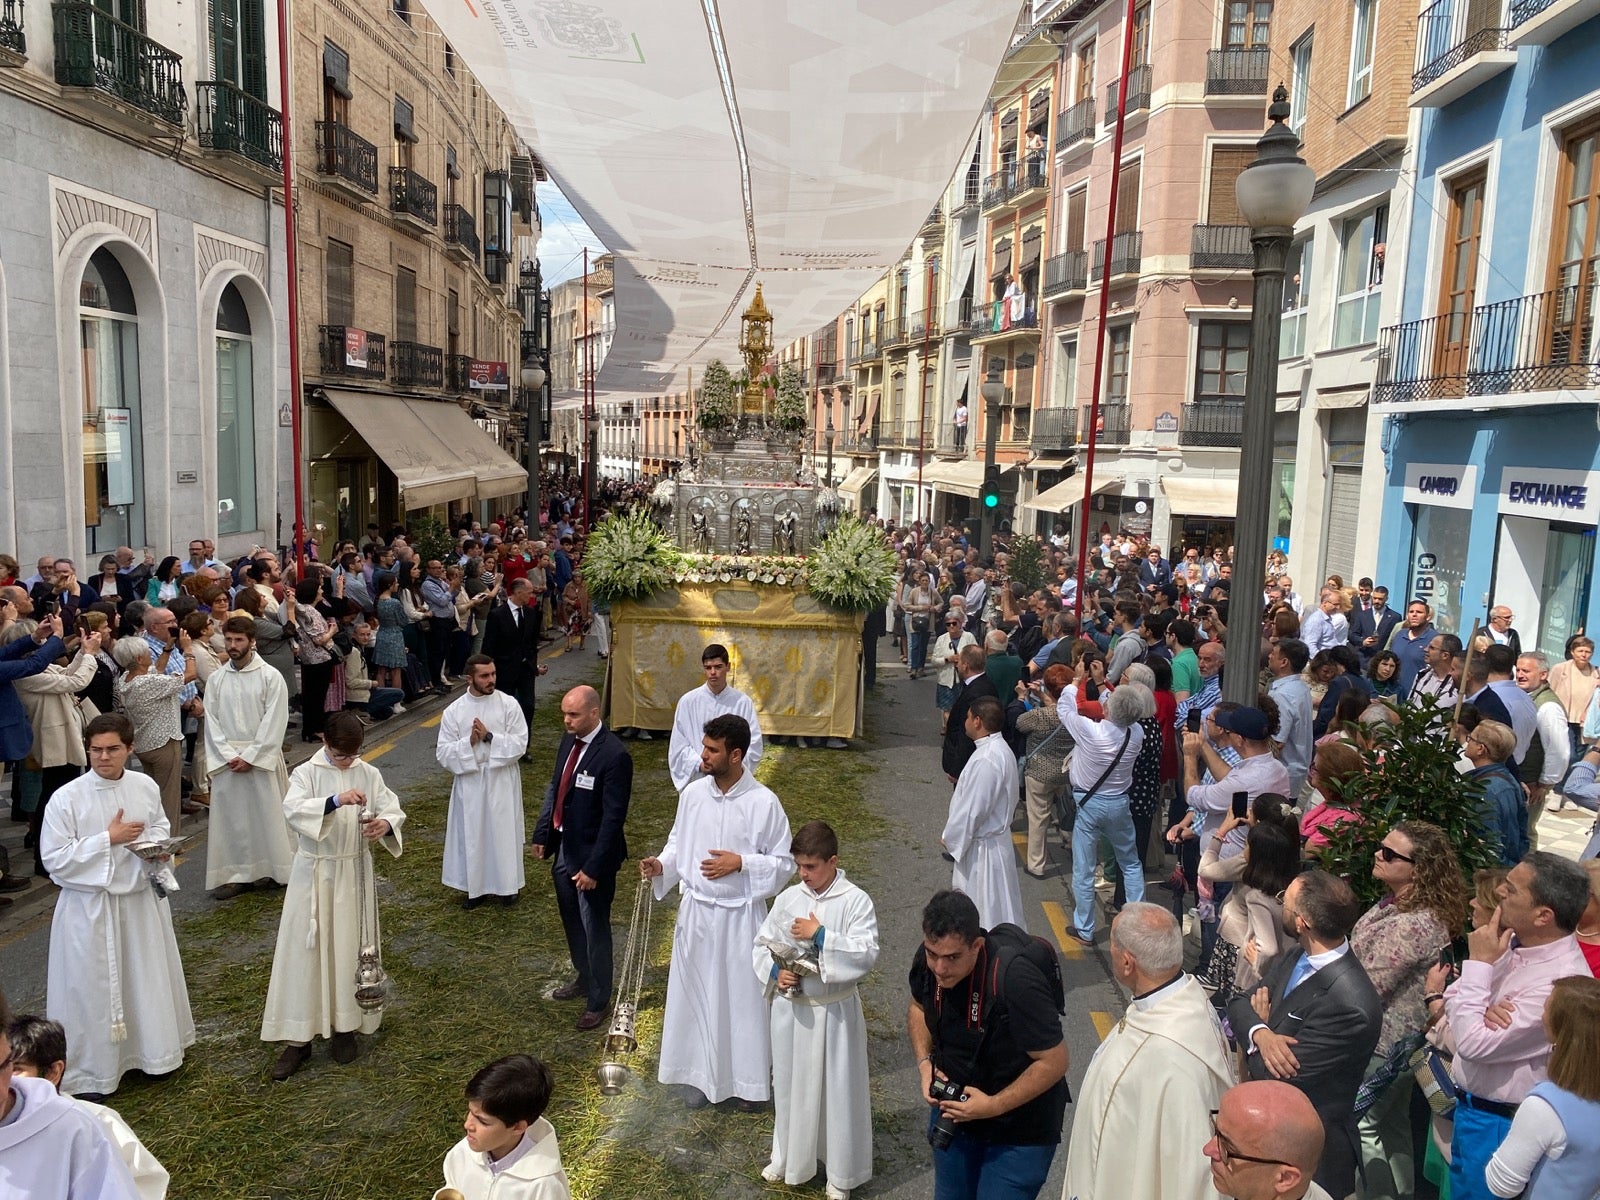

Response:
(216, 281), (256, 535)
(80, 248), (143, 553)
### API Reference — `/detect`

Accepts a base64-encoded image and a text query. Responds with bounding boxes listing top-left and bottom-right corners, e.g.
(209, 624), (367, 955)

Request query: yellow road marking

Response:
(1090, 1011), (1115, 1041)
(1041, 900), (1082, 960)
(422, 714), (442, 728)
(1012, 832), (1027, 850)
(364, 741), (397, 761)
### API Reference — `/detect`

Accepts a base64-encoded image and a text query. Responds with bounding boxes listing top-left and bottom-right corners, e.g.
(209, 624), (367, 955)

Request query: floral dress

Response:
(373, 597), (407, 669)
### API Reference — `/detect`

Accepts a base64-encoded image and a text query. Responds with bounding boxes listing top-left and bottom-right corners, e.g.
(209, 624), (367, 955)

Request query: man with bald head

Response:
(1207, 1079), (1331, 1199)
(532, 685), (633, 1030)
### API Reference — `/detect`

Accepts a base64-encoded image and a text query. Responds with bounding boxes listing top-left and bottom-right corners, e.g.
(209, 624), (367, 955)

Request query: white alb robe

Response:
(653, 768), (793, 1102)
(0, 1075), (141, 1200)
(261, 750), (406, 1043)
(437, 689), (529, 898)
(1062, 974), (1235, 1200)
(40, 771), (194, 1097)
(77, 1099), (169, 1200)
(943, 732), (1026, 930)
(752, 872), (879, 1190)
(201, 653), (294, 888)
(668, 682), (764, 790)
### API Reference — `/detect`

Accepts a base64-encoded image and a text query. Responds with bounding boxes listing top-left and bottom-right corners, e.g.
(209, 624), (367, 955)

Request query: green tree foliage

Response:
(407, 514), (454, 568)
(1008, 535), (1044, 593)
(697, 359), (736, 431)
(773, 363), (809, 432)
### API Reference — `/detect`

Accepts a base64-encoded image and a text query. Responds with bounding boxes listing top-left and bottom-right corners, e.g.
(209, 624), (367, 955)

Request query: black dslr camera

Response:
(928, 1075), (969, 1150)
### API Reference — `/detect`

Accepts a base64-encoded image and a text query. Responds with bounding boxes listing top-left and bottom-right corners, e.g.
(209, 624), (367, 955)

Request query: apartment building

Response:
(0, 0), (290, 560)
(1269, 0), (1417, 589)
(296, 0), (535, 538)
(1371, 5), (1600, 652)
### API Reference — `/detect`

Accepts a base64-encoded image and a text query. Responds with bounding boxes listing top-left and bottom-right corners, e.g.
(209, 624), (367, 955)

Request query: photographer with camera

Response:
(907, 890), (1069, 1200)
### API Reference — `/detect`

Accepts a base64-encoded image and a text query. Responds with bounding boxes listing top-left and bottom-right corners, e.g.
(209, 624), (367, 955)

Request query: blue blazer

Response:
(0, 635), (66, 761)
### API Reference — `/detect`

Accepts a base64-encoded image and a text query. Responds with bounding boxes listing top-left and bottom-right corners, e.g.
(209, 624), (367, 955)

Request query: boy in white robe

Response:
(41, 713), (194, 1100)
(435, 1054), (570, 1200)
(642, 713), (793, 1108)
(261, 711), (405, 1081)
(752, 821), (878, 1200)
(942, 697), (1026, 930)
(201, 617), (294, 898)
(437, 655), (529, 907)
(7, 1014), (168, 1200)
(667, 643), (764, 790)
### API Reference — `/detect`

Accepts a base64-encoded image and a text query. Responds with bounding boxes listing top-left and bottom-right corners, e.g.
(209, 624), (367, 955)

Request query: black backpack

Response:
(979, 922), (1066, 1022)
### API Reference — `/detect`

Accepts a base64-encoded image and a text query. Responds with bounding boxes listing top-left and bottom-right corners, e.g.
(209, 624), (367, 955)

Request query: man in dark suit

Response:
(1347, 580), (1399, 667)
(941, 644), (997, 782)
(480, 577), (546, 736)
(1136, 545), (1173, 592)
(1227, 870), (1382, 1200)
(532, 684), (633, 1030)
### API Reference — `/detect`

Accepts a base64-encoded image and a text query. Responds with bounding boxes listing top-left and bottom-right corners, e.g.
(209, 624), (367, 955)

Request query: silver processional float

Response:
(596, 876), (656, 1096)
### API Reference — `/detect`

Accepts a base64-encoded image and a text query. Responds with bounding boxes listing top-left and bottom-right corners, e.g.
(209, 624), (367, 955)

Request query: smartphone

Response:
(1438, 945), (1456, 972)
(1186, 708), (1203, 734)
(1230, 791), (1250, 820)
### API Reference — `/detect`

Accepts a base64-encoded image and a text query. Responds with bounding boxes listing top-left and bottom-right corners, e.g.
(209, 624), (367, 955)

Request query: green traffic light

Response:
(983, 493), (999, 508)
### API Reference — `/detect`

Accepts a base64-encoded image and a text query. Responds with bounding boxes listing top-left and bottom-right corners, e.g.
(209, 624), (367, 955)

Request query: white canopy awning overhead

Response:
(1160, 475), (1239, 518)
(420, 0), (1022, 399)
(1023, 469), (1122, 514)
(921, 459), (1016, 500)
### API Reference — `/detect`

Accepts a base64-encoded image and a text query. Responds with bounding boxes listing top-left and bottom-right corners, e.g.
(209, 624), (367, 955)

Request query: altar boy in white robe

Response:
(261, 711), (405, 1082)
(752, 821), (878, 1200)
(202, 616), (294, 899)
(41, 713), (194, 1100)
(667, 643), (764, 791)
(642, 713), (793, 1109)
(438, 655), (529, 908)
(941, 696), (1027, 930)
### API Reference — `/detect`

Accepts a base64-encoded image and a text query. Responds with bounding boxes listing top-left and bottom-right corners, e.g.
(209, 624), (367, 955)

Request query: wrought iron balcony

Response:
(921, 205), (944, 231)
(857, 338), (879, 361)
(1090, 232), (1143, 281)
(1105, 64), (1153, 126)
(982, 166), (1016, 211)
(1190, 224), (1253, 271)
(390, 166), (438, 226)
(315, 121), (378, 196)
(815, 359), (837, 386)
(1083, 402), (1131, 445)
(981, 161), (1048, 211)
(971, 302), (1040, 340)
(1413, 0), (1510, 93)
(1030, 406), (1079, 451)
(882, 316), (910, 352)
(53, 1), (186, 127)
(318, 326), (386, 380)
(1056, 97), (1095, 152)
(1375, 285), (1599, 403)
(196, 81), (282, 171)
(444, 204), (479, 259)
(1043, 250), (1089, 298)
(953, 174), (982, 215)
(1205, 47), (1270, 95)
(446, 353), (473, 394)
(1, 0), (26, 58)
(1180, 399), (1246, 447)
(391, 341), (444, 388)
(1509, 0), (1600, 42)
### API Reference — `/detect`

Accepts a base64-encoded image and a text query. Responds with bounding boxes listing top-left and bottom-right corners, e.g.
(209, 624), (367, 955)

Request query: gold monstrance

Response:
(738, 283), (774, 417)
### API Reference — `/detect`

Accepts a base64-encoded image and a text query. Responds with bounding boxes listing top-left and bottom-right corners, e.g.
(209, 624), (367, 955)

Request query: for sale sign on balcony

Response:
(469, 359), (509, 391)
(344, 328), (368, 369)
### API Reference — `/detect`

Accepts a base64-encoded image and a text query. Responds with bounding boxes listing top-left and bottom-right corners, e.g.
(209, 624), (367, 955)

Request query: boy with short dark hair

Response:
(752, 821), (879, 1199)
(435, 1054), (569, 1200)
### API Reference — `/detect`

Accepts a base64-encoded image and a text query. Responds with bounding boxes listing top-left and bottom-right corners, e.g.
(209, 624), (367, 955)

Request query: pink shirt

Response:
(1444, 934), (1590, 1103)
(1300, 801), (1359, 850)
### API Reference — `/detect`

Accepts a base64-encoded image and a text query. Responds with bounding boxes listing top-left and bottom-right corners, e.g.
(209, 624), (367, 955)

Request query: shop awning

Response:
(1023, 470), (1122, 514)
(322, 389), (527, 510)
(1028, 455), (1074, 471)
(1160, 475), (1238, 518)
(921, 459), (1016, 499)
(837, 465), (877, 500)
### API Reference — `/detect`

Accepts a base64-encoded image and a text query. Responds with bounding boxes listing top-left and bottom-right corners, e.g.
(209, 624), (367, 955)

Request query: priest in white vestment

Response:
(201, 618), (293, 895)
(1063, 903), (1234, 1200)
(942, 697), (1026, 930)
(0, 1068), (141, 1200)
(261, 712), (405, 1080)
(752, 821), (878, 1198)
(667, 643), (764, 790)
(643, 713), (792, 1106)
(40, 714), (194, 1099)
(438, 655), (529, 906)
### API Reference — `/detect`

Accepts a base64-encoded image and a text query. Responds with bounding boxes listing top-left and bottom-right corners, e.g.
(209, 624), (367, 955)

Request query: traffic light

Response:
(981, 465), (1002, 510)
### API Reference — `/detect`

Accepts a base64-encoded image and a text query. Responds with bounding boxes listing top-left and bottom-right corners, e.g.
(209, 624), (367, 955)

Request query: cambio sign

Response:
(1402, 463), (1476, 510)
(1497, 467), (1600, 524)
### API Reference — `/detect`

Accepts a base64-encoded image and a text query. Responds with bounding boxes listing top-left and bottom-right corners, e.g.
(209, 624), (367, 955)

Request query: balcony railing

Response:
(1056, 97), (1095, 151)
(2, 0), (26, 57)
(981, 161), (1049, 211)
(1205, 47), (1270, 95)
(316, 121), (378, 196)
(391, 341), (444, 388)
(1083, 402), (1131, 445)
(972, 302), (1040, 337)
(446, 354), (473, 394)
(318, 326), (386, 380)
(1105, 64), (1153, 126)
(1180, 399), (1246, 446)
(857, 338), (879, 361)
(1375, 285), (1600, 403)
(922, 205), (944, 231)
(196, 81), (282, 171)
(1090, 231), (1143, 281)
(1190, 224), (1253, 271)
(1043, 250), (1089, 298)
(1413, 0), (1509, 91)
(390, 166), (438, 226)
(954, 174), (982, 214)
(1031, 406), (1079, 451)
(444, 204), (479, 258)
(53, 1), (186, 126)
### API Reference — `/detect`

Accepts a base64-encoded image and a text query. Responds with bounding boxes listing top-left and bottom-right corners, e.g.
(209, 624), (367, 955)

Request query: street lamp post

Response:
(1223, 84), (1316, 708)
(978, 363), (1005, 560)
(824, 390), (836, 486)
(520, 360), (546, 531)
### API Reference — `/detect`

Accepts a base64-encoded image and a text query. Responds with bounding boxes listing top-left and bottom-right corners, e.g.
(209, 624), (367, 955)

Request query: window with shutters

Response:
(395, 269), (417, 343)
(445, 144), (459, 207)
(447, 289), (460, 359)
(1106, 324), (1132, 402)
(1205, 146), (1256, 225)
(1115, 159), (1141, 234)
(1131, 1), (1152, 68)
(1075, 39), (1096, 104)
(1054, 337), (1078, 408)
(322, 41), (350, 126)
(1547, 118), (1600, 375)
(394, 97), (415, 170)
(1063, 187), (1087, 253)
(1223, 0), (1273, 48)
(1193, 321), (1251, 401)
(326, 240), (354, 327)
(208, 0), (267, 97)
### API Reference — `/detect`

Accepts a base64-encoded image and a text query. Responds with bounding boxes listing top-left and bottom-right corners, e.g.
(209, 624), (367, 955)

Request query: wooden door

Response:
(1549, 121), (1600, 385)
(1434, 168), (1485, 390)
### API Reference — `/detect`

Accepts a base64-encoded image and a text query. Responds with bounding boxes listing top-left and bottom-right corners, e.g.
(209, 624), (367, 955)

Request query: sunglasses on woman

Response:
(1376, 845), (1414, 864)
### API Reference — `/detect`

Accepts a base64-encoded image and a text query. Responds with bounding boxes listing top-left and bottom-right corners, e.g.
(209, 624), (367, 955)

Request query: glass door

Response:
(1536, 522), (1595, 658)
